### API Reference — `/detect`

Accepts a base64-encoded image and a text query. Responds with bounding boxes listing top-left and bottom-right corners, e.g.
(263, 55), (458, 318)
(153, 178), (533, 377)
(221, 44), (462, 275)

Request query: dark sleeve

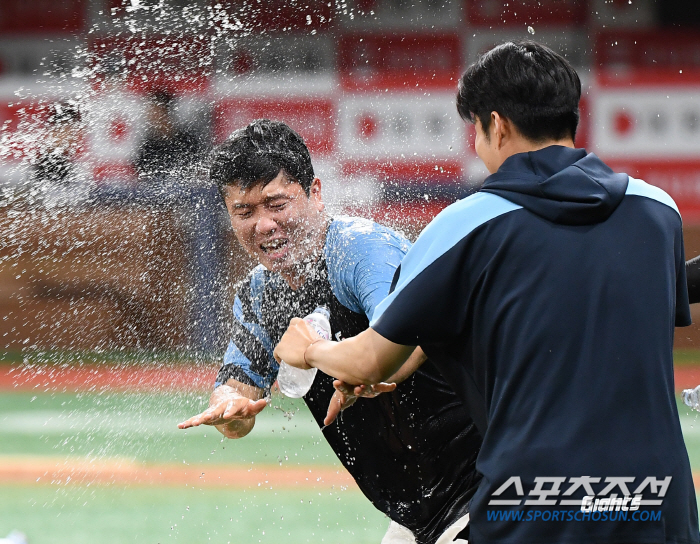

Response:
(369, 192), (519, 345)
(686, 255), (700, 305)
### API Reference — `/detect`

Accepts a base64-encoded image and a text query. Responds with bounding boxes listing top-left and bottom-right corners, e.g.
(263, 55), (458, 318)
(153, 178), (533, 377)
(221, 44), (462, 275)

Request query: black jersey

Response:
(216, 217), (481, 544)
(686, 255), (700, 304)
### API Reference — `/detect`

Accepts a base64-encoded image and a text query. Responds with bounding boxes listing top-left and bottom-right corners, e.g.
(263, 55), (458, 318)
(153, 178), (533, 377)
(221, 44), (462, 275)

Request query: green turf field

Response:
(0, 485), (386, 544)
(2, 364), (700, 544)
(0, 390), (338, 466)
(0, 390), (388, 543)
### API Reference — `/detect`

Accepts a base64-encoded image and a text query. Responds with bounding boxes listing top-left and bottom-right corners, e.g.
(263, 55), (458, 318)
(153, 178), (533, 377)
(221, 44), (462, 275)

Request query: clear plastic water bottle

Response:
(682, 385), (700, 411)
(277, 306), (331, 398)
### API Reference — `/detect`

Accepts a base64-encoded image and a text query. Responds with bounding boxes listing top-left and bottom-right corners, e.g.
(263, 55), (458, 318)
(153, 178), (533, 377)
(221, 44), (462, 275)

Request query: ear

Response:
(309, 177), (324, 212)
(491, 111), (510, 149)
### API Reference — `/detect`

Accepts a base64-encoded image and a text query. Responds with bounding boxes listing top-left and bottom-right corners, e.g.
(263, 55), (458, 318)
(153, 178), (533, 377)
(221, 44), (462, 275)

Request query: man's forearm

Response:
(385, 347), (427, 384)
(305, 328), (415, 385)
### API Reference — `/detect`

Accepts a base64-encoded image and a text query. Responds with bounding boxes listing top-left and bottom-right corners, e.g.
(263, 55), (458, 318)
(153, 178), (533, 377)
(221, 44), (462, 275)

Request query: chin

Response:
(262, 257), (292, 274)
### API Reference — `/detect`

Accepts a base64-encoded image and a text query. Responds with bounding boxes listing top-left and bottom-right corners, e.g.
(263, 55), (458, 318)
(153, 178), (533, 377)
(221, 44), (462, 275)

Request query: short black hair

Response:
(209, 119), (314, 197)
(456, 41), (581, 143)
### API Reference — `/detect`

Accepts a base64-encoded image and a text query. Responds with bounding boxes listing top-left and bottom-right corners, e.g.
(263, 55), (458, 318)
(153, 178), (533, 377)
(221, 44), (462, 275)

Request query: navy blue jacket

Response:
(372, 147), (697, 544)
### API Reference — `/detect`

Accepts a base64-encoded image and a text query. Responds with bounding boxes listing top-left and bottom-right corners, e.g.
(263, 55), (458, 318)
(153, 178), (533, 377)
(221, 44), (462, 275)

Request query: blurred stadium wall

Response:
(2, 0), (700, 353)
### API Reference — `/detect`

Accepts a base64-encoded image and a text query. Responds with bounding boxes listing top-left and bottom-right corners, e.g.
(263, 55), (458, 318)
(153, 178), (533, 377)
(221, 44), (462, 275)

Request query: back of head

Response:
(209, 119), (314, 197)
(457, 41), (581, 143)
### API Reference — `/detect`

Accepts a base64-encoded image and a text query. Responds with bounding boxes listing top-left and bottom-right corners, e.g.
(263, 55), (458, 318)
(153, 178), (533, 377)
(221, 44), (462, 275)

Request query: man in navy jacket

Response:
(275, 41), (699, 544)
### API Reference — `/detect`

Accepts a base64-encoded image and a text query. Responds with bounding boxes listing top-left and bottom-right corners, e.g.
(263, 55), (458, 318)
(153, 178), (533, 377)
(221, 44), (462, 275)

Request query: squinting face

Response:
(223, 172), (326, 284)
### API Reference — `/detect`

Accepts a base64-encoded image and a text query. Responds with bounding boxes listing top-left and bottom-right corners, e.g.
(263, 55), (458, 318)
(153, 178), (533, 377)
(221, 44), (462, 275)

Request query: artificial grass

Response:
(3, 363), (700, 544)
(0, 391), (338, 466)
(0, 484), (388, 544)
(0, 391), (385, 543)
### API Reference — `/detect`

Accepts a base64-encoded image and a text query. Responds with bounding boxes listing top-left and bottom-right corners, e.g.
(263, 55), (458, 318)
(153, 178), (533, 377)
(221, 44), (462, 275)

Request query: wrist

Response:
(303, 339), (325, 368)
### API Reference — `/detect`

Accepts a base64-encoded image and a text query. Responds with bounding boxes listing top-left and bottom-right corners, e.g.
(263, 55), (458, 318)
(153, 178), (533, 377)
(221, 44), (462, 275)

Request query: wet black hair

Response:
(209, 119), (315, 197)
(456, 41), (581, 143)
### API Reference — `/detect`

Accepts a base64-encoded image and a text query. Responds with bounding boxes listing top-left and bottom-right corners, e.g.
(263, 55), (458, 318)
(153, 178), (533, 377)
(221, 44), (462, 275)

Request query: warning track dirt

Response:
(1, 363), (698, 393)
(0, 455), (357, 489)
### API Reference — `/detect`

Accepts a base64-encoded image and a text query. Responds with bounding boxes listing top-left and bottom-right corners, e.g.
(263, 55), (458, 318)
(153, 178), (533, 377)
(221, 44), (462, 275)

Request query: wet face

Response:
(223, 172), (326, 287)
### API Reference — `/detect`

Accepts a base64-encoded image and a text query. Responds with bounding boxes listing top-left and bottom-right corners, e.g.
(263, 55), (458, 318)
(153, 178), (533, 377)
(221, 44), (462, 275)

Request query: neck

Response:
(282, 267), (310, 290)
(509, 137), (575, 156)
(495, 138), (575, 173)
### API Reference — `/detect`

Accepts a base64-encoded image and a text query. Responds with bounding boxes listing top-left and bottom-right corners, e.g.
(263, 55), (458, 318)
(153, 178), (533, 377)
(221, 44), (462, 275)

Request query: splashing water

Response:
(682, 385), (700, 411)
(0, 2), (473, 542)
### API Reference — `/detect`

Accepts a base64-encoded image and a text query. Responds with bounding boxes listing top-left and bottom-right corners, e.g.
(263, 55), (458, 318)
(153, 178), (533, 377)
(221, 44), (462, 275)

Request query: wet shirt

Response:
(686, 256), (700, 304)
(371, 148), (698, 544)
(216, 216), (481, 544)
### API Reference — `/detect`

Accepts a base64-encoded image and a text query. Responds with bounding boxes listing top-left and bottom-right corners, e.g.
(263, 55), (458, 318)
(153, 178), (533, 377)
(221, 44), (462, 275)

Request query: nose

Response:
(255, 214), (278, 235)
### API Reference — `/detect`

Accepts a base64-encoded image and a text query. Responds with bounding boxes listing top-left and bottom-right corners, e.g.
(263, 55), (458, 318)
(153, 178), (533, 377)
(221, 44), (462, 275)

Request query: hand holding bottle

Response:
(276, 306), (331, 398)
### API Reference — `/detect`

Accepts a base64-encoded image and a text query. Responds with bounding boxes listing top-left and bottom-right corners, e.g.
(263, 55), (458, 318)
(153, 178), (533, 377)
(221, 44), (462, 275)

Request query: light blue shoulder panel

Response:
(325, 216), (411, 321)
(370, 192), (522, 326)
(625, 176), (681, 217)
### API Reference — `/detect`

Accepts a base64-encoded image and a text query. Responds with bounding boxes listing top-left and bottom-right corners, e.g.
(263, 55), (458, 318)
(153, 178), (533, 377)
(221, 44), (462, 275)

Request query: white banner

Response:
(591, 88), (700, 159)
(338, 91), (466, 159)
(85, 91), (146, 162)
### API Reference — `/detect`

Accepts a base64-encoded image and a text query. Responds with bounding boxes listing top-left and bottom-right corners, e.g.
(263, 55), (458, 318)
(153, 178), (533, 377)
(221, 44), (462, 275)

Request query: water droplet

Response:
(527, 26), (535, 35)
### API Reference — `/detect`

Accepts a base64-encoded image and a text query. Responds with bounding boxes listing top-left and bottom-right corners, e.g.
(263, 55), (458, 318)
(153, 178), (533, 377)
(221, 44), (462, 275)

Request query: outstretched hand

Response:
(323, 380), (397, 427)
(178, 396), (268, 430)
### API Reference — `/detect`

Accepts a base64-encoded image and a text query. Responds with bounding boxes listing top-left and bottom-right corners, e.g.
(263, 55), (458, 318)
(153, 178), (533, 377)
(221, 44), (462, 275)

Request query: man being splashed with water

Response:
(179, 120), (481, 544)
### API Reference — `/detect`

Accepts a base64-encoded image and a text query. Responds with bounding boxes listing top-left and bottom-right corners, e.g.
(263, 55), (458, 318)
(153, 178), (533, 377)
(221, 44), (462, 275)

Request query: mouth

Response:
(260, 238), (289, 254)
